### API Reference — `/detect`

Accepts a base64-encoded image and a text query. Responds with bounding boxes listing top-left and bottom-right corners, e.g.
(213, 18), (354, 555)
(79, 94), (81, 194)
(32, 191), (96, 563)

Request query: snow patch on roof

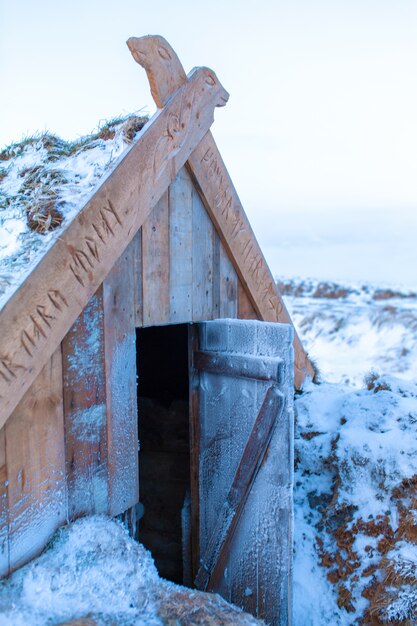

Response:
(0, 115), (147, 310)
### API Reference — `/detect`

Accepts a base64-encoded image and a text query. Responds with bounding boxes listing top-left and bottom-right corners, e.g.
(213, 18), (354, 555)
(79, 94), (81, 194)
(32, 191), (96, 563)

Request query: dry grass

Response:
(17, 166), (66, 233)
(364, 372), (392, 393)
(373, 289), (417, 301)
(0, 113), (148, 163)
(0, 113), (149, 234)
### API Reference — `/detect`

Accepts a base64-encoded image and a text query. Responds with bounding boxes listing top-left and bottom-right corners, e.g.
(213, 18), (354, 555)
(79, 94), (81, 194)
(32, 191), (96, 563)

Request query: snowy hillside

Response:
(289, 279), (417, 625)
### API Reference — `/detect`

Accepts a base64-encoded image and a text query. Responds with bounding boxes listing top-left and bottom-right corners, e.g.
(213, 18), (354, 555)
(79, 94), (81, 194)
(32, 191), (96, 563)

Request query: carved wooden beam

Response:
(127, 35), (314, 388)
(0, 66), (228, 428)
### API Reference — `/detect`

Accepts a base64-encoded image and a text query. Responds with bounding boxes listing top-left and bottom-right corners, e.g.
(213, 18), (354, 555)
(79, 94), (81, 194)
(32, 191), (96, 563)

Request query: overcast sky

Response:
(1, 1), (416, 285)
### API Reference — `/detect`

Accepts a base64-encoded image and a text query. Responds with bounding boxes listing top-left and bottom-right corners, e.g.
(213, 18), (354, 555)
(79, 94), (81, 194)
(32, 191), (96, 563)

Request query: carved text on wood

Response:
(199, 146), (283, 320)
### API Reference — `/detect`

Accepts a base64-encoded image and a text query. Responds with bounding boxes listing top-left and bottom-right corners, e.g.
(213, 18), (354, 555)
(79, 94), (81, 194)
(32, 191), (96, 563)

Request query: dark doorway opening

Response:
(136, 324), (191, 585)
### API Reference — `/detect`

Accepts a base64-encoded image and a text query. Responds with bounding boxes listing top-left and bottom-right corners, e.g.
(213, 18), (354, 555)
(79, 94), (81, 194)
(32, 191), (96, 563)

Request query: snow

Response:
(0, 516), (262, 626)
(292, 279), (417, 625)
(0, 117), (146, 311)
(282, 278), (417, 386)
(0, 516), (162, 626)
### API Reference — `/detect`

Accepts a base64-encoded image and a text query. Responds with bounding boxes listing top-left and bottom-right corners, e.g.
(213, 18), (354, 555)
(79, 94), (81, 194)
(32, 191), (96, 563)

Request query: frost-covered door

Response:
(190, 319), (294, 626)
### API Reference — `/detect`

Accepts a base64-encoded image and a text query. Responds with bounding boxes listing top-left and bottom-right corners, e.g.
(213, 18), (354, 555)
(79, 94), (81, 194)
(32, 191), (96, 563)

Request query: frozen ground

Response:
(290, 278), (417, 625)
(0, 517), (262, 626)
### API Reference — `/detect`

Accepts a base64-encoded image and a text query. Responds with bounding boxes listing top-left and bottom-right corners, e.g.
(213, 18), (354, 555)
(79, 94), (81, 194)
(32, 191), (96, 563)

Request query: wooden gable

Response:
(0, 34), (313, 625)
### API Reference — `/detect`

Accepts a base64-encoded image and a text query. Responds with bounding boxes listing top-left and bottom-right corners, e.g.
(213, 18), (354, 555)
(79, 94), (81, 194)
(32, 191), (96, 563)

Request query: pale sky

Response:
(1, 1), (417, 285)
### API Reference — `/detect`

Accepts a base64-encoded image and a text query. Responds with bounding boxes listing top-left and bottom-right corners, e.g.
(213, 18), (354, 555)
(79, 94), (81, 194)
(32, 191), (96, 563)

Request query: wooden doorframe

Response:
(188, 323), (201, 582)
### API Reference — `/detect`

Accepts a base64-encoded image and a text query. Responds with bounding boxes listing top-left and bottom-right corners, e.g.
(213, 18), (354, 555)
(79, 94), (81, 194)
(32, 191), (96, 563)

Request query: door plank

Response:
(62, 287), (108, 519)
(194, 351), (283, 383)
(195, 386), (284, 591)
(6, 348), (67, 571)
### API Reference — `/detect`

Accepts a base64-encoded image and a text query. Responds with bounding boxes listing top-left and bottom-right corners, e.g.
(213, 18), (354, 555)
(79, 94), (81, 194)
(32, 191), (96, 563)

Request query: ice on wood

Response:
(196, 319), (294, 624)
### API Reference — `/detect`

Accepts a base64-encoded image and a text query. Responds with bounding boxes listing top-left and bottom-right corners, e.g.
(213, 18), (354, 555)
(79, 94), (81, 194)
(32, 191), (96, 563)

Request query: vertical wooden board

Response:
(6, 348), (67, 571)
(0, 428), (8, 577)
(103, 238), (139, 516)
(168, 167), (193, 323)
(132, 229), (144, 328)
(142, 191), (170, 326)
(192, 186), (215, 320)
(188, 326), (201, 580)
(62, 287), (108, 519)
(212, 233), (221, 319)
(238, 280), (258, 320)
(219, 242), (238, 318)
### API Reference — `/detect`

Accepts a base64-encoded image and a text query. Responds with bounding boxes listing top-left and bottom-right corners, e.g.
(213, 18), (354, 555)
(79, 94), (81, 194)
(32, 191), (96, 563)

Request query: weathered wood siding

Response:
(139, 167), (239, 326)
(0, 167), (253, 577)
(0, 349), (67, 576)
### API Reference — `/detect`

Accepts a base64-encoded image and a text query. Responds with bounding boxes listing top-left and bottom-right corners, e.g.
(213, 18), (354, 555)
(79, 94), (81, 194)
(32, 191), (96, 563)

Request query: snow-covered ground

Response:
(289, 278), (417, 625)
(0, 517), (262, 626)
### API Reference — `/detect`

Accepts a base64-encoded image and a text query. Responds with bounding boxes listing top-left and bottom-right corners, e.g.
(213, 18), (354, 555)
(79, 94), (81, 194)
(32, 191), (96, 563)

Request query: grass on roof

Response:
(0, 113), (148, 233)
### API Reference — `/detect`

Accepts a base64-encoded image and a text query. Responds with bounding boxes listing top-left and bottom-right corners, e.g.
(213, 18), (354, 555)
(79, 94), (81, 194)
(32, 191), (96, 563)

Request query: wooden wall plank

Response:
(6, 348), (67, 571)
(103, 239), (139, 516)
(62, 287), (108, 519)
(142, 191), (170, 326)
(168, 168), (193, 323)
(212, 234), (221, 319)
(219, 242), (238, 318)
(238, 280), (258, 320)
(0, 428), (8, 577)
(132, 229), (144, 328)
(192, 185), (215, 321)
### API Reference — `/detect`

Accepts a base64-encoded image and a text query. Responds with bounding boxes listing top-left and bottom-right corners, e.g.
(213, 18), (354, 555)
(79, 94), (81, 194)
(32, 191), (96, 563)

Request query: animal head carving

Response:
(127, 35), (229, 109)
(127, 35), (187, 107)
(189, 67), (229, 108)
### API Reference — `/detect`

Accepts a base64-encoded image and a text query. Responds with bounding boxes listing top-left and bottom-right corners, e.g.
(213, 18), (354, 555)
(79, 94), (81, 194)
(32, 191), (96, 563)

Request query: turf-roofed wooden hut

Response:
(0, 36), (313, 626)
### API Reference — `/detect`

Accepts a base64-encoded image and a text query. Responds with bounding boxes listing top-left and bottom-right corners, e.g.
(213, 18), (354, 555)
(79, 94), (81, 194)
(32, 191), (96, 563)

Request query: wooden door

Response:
(190, 319), (294, 626)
